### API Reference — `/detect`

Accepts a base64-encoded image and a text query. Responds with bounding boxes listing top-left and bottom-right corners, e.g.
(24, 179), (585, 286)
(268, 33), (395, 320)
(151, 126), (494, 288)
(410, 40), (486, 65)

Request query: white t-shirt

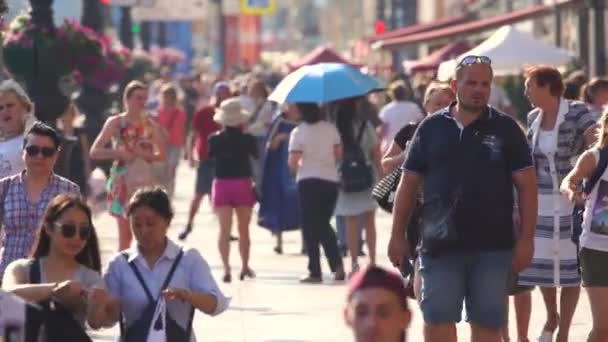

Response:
(379, 101), (424, 144)
(0, 135), (25, 179)
(289, 121), (341, 182)
(582, 148), (608, 252)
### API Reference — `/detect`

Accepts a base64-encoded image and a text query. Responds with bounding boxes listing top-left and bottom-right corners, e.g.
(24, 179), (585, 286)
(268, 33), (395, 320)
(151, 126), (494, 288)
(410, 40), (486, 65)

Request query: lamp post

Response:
(81, 0), (104, 34)
(27, 0), (75, 179)
(119, 6), (134, 49)
(27, 0), (69, 125)
(592, 0), (606, 75)
(158, 22), (167, 47)
(578, 1), (590, 72)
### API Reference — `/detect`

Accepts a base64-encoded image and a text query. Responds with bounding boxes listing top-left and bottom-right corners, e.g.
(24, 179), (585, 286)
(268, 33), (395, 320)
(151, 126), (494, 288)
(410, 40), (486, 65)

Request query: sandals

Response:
(222, 273), (232, 283)
(239, 268), (256, 281)
(178, 224), (192, 241)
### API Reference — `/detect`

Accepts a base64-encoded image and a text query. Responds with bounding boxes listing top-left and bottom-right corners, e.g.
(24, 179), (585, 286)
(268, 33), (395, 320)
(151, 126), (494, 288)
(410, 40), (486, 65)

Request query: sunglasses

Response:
(25, 145), (57, 158)
(457, 55), (492, 68)
(54, 222), (92, 240)
(0, 103), (15, 111)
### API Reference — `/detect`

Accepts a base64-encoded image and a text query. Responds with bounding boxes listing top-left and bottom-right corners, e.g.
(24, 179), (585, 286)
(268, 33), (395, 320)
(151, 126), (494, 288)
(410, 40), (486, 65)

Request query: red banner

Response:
(224, 15), (240, 71)
(238, 14), (261, 68)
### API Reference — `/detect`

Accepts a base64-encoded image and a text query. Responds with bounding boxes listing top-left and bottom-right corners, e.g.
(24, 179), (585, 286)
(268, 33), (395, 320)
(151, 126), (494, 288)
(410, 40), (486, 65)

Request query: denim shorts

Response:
(419, 250), (512, 328)
(195, 160), (215, 195)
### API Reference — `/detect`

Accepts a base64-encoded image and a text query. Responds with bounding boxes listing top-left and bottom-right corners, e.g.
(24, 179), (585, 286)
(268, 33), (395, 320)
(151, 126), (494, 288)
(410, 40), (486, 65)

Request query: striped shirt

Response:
(0, 172), (80, 279)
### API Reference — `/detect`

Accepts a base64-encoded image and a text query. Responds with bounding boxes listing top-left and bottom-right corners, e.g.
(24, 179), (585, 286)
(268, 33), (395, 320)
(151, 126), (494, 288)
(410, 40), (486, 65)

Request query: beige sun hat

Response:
(213, 97), (250, 127)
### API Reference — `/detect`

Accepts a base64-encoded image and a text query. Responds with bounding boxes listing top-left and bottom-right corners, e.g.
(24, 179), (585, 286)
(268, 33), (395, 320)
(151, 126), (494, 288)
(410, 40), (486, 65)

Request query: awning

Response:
(404, 41), (472, 74)
(378, 0), (578, 49)
(436, 25), (574, 80)
(288, 47), (359, 71)
(368, 15), (468, 43)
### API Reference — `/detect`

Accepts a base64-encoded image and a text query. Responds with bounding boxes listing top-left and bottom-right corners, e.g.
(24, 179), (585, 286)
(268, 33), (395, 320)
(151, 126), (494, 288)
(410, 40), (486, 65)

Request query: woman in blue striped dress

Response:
(519, 66), (597, 342)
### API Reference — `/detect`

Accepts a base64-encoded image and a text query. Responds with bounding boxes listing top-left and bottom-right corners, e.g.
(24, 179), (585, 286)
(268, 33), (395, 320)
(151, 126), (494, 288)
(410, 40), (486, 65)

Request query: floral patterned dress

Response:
(107, 116), (160, 217)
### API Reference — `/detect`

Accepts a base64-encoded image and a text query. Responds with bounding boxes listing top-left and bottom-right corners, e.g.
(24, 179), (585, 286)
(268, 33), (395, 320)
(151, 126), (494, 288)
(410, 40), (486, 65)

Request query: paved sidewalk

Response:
(90, 163), (593, 342)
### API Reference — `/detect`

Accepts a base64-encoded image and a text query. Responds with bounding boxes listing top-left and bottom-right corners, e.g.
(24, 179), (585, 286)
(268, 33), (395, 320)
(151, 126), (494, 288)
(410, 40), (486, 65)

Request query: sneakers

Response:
(299, 274), (323, 284)
(334, 269), (346, 281)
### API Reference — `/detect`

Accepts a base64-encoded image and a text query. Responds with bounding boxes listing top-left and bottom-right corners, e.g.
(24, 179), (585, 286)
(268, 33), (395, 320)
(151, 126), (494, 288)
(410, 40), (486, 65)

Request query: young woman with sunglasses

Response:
(0, 122), (80, 281)
(2, 194), (111, 331)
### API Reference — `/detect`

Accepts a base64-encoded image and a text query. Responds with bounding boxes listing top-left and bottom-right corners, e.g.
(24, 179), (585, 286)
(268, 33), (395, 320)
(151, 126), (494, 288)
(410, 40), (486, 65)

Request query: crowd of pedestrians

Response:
(0, 52), (608, 342)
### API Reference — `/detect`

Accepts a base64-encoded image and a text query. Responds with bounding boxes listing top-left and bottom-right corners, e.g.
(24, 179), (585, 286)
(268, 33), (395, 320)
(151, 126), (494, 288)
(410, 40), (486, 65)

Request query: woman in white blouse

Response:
(104, 187), (229, 341)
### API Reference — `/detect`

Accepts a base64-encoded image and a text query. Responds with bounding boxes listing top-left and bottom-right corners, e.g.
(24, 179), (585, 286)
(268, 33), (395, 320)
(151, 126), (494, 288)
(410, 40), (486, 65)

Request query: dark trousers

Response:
(298, 178), (343, 276)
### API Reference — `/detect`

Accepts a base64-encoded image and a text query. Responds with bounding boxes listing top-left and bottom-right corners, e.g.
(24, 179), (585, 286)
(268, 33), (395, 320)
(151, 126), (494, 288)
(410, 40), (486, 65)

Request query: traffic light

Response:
(375, 20), (386, 35)
(100, 0), (110, 4)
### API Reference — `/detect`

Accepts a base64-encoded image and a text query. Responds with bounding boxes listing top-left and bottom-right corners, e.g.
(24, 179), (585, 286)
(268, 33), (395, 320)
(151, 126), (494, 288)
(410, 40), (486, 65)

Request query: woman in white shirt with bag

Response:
(562, 108), (608, 342)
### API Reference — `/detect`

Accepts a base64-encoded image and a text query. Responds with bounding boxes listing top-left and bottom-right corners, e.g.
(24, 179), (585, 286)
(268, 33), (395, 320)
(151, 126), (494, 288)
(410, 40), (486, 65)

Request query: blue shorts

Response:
(195, 160), (215, 195)
(419, 250), (512, 328)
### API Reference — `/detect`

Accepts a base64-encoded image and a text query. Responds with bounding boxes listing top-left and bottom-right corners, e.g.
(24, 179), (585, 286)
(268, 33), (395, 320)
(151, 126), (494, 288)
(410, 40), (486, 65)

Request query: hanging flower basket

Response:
(57, 20), (104, 77)
(81, 48), (127, 92)
(1, 15), (104, 83)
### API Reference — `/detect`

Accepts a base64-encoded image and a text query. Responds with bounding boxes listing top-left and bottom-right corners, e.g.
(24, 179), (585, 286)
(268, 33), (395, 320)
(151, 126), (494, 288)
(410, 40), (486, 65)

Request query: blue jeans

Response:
(336, 215), (364, 252)
(419, 250), (512, 328)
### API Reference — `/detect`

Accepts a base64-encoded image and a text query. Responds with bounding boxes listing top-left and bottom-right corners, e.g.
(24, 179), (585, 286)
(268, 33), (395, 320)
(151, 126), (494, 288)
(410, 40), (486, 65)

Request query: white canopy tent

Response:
(437, 25), (574, 81)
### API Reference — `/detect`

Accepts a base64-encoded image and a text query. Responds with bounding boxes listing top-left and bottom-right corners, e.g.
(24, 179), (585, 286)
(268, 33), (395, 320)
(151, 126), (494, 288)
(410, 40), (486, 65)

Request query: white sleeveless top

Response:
(581, 148), (608, 252)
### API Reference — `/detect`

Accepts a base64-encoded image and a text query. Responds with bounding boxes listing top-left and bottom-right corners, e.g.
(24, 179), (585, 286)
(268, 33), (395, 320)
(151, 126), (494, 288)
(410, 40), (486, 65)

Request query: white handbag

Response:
(146, 297), (167, 342)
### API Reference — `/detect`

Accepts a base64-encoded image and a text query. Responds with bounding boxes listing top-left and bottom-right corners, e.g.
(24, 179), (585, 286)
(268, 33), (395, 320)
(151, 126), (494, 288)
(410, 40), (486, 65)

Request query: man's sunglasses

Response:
(25, 145), (57, 158)
(457, 55), (492, 68)
(54, 222), (92, 240)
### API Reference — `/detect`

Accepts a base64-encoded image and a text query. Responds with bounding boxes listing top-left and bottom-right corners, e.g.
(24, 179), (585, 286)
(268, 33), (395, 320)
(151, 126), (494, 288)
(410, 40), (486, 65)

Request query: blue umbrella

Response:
(268, 63), (385, 104)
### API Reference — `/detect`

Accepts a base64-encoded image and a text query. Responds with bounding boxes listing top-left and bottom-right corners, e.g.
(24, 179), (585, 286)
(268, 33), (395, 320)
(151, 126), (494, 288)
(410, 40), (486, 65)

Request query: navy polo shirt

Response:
(404, 104), (533, 252)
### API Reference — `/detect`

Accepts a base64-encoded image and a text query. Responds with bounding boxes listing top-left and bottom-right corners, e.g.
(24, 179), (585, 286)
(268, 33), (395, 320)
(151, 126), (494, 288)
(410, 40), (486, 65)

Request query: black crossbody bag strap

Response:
(126, 261), (155, 303)
(356, 120), (367, 145)
(119, 249), (184, 338)
(160, 249), (184, 291)
(123, 249), (185, 303)
(583, 147), (608, 195)
(28, 259), (41, 284)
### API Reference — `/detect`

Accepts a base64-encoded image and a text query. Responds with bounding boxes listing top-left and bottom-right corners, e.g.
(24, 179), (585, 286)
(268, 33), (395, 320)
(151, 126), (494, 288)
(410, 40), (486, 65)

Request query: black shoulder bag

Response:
(28, 259), (93, 342)
(339, 120), (374, 193)
(372, 122), (420, 213)
(571, 147), (608, 244)
(119, 249), (195, 342)
(419, 124), (487, 257)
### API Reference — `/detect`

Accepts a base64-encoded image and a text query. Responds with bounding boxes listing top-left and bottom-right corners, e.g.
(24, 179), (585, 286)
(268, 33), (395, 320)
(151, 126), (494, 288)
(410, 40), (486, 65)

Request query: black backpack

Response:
(28, 259), (93, 342)
(572, 147), (608, 244)
(339, 121), (373, 193)
(119, 249), (194, 342)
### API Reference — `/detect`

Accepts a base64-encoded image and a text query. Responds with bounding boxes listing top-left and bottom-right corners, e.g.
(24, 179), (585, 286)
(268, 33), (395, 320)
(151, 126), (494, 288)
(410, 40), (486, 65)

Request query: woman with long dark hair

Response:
(334, 99), (382, 277)
(2, 194), (110, 330)
(288, 103), (345, 283)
